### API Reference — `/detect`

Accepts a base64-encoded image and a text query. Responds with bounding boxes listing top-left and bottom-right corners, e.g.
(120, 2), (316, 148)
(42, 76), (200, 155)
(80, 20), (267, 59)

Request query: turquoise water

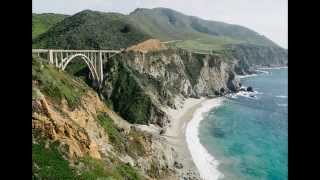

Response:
(199, 68), (288, 180)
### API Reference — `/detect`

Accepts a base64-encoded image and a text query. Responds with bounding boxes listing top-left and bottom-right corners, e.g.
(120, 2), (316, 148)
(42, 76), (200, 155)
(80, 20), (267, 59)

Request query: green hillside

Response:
(32, 8), (283, 52)
(32, 10), (150, 49)
(32, 13), (68, 39)
(129, 8), (280, 51)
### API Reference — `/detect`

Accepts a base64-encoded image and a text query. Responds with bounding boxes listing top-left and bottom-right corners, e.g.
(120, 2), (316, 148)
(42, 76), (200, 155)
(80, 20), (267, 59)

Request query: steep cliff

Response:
(32, 56), (200, 179)
(99, 48), (240, 127)
(225, 44), (288, 74)
(32, 7), (288, 179)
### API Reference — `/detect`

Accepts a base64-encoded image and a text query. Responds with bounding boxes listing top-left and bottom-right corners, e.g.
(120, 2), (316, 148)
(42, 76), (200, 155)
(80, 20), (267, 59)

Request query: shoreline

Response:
(257, 66), (288, 70)
(185, 98), (224, 180)
(163, 97), (224, 180)
(163, 97), (207, 172)
(237, 65), (288, 79)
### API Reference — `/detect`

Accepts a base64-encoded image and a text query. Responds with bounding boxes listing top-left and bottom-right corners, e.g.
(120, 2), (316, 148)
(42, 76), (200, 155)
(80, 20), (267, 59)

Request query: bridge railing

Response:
(32, 49), (49, 53)
(32, 49), (121, 53)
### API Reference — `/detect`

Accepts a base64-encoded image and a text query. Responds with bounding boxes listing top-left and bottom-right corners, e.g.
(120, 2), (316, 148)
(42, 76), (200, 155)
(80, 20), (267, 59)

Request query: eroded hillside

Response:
(32, 57), (199, 179)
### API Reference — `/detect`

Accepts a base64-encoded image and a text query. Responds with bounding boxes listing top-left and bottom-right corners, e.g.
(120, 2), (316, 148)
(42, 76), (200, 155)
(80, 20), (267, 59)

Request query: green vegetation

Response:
(32, 56), (87, 109)
(32, 57), (146, 179)
(102, 59), (153, 125)
(32, 13), (68, 39)
(64, 59), (88, 75)
(79, 157), (142, 180)
(129, 8), (280, 51)
(32, 140), (143, 180)
(77, 156), (120, 179)
(32, 10), (150, 49)
(174, 36), (242, 52)
(32, 8), (283, 53)
(179, 51), (205, 86)
(32, 141), (76, 179)
(116, 164), (142, 180)
(64, 59), (93, 85)
(96, 113), (126, 153)
(96, 112), (147, 158)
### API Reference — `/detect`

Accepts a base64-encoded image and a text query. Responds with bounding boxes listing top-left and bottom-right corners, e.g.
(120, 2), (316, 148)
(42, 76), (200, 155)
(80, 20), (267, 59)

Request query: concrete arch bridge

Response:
(32, 49), (122, 88)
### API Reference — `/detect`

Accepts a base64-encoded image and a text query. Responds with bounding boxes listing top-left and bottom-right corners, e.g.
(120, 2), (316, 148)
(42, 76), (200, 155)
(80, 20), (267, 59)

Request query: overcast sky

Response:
(32, 0), (287, 48)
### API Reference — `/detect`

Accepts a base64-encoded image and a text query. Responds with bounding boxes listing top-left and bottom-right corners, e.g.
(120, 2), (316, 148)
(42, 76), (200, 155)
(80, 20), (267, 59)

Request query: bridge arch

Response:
(32, 49), (123, 88)
(61, 53), (100, 83)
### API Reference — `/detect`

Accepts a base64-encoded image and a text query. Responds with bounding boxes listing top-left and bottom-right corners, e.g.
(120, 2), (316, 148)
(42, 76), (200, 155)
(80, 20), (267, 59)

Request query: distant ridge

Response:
(129, 7), (279, 48)
(32, 7), (283, 51)
(32, 10), (150, 49)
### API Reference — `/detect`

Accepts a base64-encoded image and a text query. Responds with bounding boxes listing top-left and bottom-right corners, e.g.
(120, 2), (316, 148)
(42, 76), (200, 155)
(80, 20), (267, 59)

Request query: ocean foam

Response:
(255, 69), (270, 74)
(186, 98), (224, 180)
(276, 95), (288, 99)
(237, 74), (257, 79)
(258, 66), (288, 70)
(277, 103), (288, 107)
(235, 91), (260, 99)
(225, 93), (238, 99)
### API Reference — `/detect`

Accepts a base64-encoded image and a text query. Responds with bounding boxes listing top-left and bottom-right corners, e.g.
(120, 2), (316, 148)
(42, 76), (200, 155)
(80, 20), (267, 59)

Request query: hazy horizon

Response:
(32, 0), (287, 49)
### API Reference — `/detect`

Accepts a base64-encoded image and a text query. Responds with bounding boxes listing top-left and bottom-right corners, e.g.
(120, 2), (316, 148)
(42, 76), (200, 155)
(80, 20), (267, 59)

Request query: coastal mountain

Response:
(32, 13), (69, 39)
(129, 8), (279, 48)
(32, 10), (150, 49)
(32, 8), (287, 68)
(32, 7), (287, 180)
(32, 56), (197, 179)
(33, 8), (281, 49)
(32, 7), (287, 130)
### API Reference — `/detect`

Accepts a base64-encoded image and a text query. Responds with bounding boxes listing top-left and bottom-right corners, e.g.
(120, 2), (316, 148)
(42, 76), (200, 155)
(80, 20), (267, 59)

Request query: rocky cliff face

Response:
(32, 40), (287, 179)
(225, 44), (288, 74)
(32, 57), (197, 179)
(100, 48), (240, 127)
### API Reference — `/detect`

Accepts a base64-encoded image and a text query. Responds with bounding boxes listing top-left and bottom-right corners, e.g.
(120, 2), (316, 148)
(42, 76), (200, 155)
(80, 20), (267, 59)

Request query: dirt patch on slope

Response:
(127, 39), (167, 53)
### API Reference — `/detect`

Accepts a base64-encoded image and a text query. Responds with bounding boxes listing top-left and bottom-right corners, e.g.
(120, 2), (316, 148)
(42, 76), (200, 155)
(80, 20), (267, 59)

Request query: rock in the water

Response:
(239, 87), (246, 91)
(220, 87), (226, 95)
(214, 90), (221, 96)
(247, 86), (254, 92)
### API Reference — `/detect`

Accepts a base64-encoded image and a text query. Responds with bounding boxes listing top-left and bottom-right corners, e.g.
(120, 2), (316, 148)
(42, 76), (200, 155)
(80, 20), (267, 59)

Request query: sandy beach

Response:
(163, 97), (225, 180)
(136, 97), (222, 179)
(162, 97), (208, 170)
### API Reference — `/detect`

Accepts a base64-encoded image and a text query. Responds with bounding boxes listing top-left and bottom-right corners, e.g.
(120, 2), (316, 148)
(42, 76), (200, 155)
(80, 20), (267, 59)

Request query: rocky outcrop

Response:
(100, 48), (240, 127)
(33, 90), (200, 179)
(124, 49), (240, 97)
(32, 58), (200, 179)
(225, 43), (288, 74)
(247, 86), (253, 92)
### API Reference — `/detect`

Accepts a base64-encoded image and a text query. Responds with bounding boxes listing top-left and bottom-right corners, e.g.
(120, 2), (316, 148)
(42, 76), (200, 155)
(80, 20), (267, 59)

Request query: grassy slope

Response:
(129, 8), (280, 51)
(32, 13), (68, 39)
(32, 57), (144, 180)
(32, 10), (150, 49)
(32, 140), (142, 180)
(32, 56), (88, 109)
(33, 8), (281, 52)
(173, 36), (241, 52)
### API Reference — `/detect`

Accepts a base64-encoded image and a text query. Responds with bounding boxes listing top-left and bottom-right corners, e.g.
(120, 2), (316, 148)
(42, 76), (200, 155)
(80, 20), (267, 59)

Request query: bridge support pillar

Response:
(48, 50), (53, 64)
(98, 51), (104, 88)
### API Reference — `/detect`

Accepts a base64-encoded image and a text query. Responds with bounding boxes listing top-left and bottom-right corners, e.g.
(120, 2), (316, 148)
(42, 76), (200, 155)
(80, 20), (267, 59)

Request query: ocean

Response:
(187, 68), (288, 180)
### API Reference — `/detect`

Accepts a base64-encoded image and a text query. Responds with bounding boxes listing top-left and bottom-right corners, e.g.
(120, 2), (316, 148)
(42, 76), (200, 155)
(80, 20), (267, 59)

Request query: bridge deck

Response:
(32, 49), (121, 53)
